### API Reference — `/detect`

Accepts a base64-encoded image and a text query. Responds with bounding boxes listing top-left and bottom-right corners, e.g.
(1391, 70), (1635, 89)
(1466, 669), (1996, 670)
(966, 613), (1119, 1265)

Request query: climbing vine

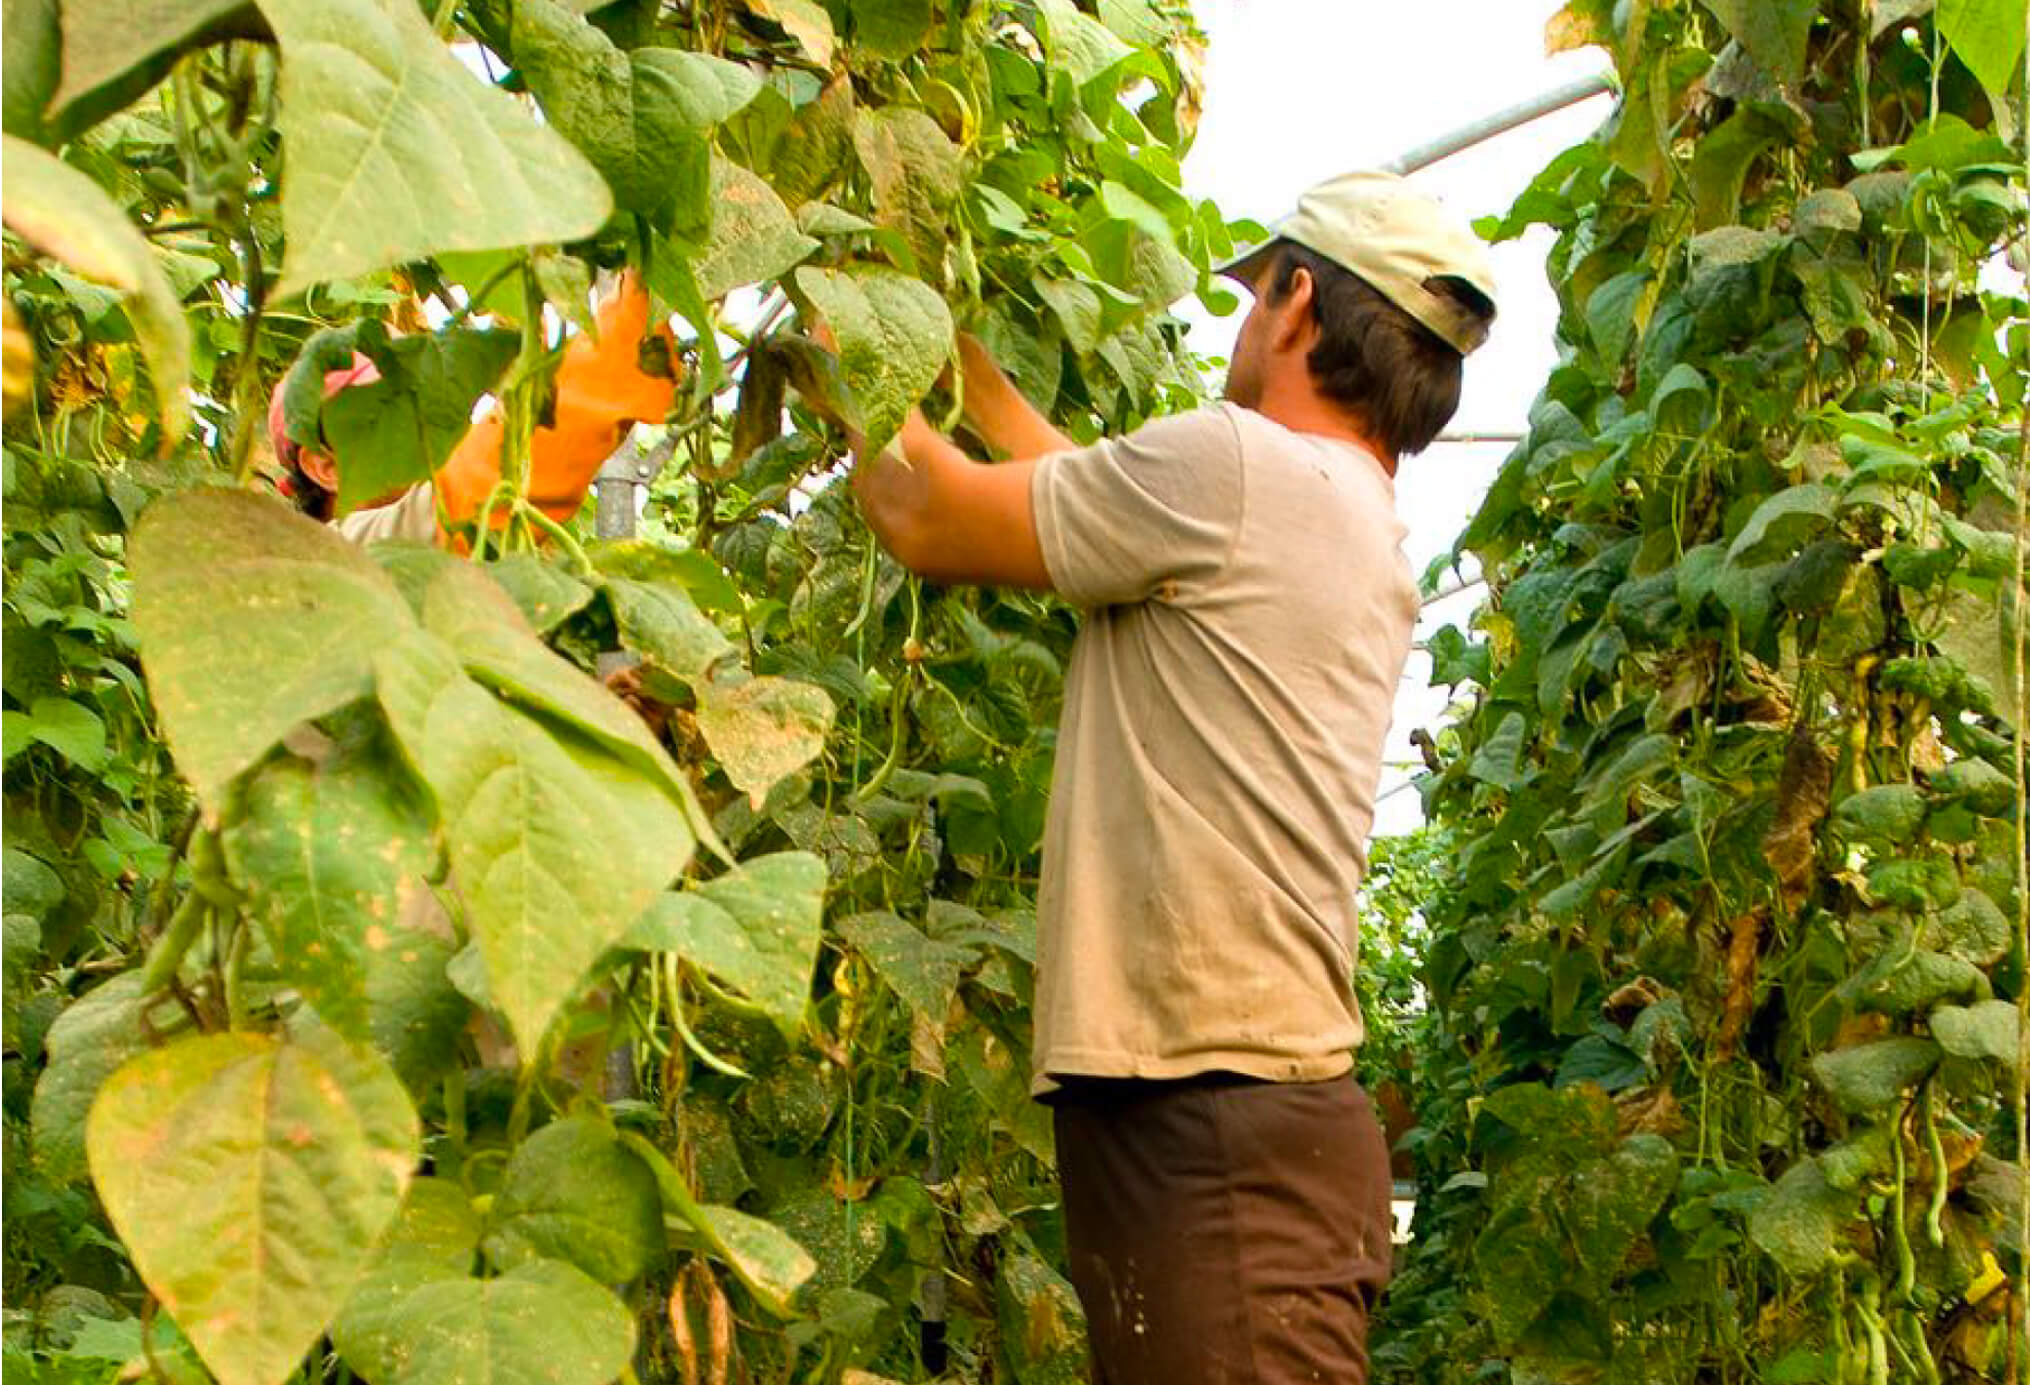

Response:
(1375, 3), (2027, 1383)
(2, 2), (1227, 1382)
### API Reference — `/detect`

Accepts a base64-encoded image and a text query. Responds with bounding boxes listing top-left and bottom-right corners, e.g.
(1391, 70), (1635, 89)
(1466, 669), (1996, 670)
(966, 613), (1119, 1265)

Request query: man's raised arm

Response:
(951, 333), (1075, 461)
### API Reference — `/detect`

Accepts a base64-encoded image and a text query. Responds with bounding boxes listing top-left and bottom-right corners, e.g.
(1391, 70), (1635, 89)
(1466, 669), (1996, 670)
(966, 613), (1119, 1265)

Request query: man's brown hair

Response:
(1266, 241), (1493, 459)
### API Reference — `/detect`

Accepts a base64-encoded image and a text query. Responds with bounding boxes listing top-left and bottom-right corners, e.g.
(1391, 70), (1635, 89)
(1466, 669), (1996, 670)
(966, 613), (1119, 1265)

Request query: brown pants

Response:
(1050, 1073), (1394, 1385)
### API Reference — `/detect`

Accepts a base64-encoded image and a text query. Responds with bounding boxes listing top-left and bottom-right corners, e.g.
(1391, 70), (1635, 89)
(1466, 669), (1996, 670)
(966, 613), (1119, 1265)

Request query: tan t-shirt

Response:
(334, 483), (439, 546)
(1027, 403), (1419, 1092)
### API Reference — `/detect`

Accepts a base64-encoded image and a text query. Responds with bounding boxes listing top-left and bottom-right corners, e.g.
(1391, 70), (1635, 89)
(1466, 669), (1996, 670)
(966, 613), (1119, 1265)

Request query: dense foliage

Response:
(1374, 4), (2028, 1383)
(1, 2), (1243, 1382)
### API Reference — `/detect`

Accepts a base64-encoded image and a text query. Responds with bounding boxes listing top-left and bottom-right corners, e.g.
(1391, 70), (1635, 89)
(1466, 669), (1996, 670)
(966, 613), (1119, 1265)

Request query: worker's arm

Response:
(951, 332), (1075, 461)
(849, 409), (1053, 590)
(432, 274), (677, 536)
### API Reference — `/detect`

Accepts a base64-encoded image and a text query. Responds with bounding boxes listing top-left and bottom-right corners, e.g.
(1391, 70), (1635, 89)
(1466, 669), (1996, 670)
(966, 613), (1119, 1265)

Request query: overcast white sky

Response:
(1175, 0), (1613, 835)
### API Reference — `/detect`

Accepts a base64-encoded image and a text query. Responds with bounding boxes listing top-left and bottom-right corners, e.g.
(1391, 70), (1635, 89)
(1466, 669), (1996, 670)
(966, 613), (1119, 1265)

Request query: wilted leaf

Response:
(131, 490), (417, 814)
(86, 1027), (418, 1385)
(256, 0), (612, 295)
(1, 134), (189, 441)
(696, 671), (835, 806)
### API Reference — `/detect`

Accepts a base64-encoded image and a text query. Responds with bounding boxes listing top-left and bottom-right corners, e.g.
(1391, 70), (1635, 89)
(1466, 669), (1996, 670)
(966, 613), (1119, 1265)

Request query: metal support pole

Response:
(1382, 72), (1614, 176)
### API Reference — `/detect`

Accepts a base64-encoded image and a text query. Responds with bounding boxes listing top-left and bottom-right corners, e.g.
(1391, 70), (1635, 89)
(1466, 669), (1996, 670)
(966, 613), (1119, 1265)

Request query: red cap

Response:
(268, 352), (381, 469)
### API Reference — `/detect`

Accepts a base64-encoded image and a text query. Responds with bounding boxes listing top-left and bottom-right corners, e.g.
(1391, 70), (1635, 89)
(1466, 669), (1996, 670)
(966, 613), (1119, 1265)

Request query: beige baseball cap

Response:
(1216, 170), (1497, 355)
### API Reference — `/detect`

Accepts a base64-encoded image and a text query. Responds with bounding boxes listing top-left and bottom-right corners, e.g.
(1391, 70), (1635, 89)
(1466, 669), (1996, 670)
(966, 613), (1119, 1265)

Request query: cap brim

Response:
(1212, 239), (1278, 286)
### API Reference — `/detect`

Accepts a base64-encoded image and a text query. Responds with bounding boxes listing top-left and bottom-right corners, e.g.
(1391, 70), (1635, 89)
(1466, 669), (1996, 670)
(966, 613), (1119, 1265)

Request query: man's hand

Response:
(804, 316), (1051, 590)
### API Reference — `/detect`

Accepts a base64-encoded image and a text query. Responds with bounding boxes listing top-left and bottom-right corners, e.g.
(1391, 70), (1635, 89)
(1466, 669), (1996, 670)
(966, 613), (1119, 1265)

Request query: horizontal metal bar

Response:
(1383, 72), (1615, 176)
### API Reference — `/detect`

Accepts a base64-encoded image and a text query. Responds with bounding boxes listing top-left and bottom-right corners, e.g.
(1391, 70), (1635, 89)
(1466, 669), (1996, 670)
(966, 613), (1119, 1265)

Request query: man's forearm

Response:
(848, 411), (1050, 589)
(955, 334), (1075, 461)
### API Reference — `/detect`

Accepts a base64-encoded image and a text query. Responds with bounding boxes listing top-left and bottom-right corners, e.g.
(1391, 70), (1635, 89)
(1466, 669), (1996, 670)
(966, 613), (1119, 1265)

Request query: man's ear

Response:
(1267, 267), (1316, 351)
(297, 449), (339, 495)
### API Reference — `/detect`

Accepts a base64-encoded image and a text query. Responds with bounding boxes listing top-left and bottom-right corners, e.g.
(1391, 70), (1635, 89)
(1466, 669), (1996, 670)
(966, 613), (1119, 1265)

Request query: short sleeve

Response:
(335, 483), (439, 546)
(1029, 405), (1244, 608)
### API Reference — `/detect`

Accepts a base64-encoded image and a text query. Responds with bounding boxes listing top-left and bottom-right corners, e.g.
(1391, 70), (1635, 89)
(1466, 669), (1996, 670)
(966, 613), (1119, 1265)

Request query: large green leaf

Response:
(482, 1117), (665, 1283)
(852, 106), (962, 273)
(849, 0), (934, 59)
(30, 974), (192, 1183)
(254, 0), (612, 295)
(373, 631), (692, 1053)
(603, 575), (733, 685)
(1696, 0), (1816, 86)
(131, 489), (417, 813)
(1939, 0), (2029, 96)
(1810, 1037), (1941, 1115)
(1930, 999), (2018, 1063)
(86, 1027), (419, 1385)
(50, 0), (242, 108)
(627, 851), (826, 1036)
(794, 264), (952, 461)
(690, 156), (819, 301)
(225, 732), (435, 1042)
(358, 1259), (635, 1385)
(364, 892), (468, 1097)
(695, 671), (835, 806)
(295, 322), (519, 517)
(514, 0), (759, 221)
(1, 134), (190, 441)
(419, 557), (703, 812)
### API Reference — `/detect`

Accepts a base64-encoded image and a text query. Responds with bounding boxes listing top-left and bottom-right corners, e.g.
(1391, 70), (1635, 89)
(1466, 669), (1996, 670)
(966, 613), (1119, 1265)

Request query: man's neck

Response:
(1250, 385), (1397, 477)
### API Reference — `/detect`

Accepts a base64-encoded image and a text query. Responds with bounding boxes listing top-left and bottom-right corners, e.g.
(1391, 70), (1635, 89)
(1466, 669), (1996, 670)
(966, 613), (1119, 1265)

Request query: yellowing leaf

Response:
(130, 490), (418, 815)
(86, 1027), (419, 1385)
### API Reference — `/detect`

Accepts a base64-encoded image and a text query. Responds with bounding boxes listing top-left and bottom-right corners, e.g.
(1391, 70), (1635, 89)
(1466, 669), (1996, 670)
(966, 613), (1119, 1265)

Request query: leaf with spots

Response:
(224, 730), (436, 1043)
(350, 1258), (635, 1385)
(85, 1025), (418, 1385)
(373, 631), (695, 1054)
(695, 670), (836, 807)
(852, 106), (963, 274)
(793, 264), (952, 461)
